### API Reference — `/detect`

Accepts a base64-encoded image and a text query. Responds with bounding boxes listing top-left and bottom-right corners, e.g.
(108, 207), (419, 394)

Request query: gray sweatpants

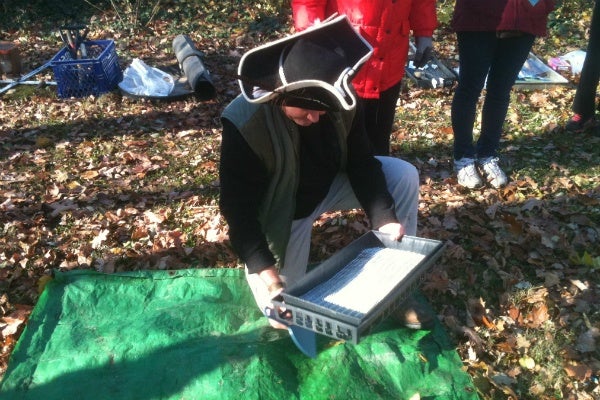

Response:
(246, 156), (419, 314)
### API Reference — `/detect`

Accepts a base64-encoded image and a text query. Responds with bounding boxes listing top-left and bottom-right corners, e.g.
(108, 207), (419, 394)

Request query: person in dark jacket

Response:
(565, 0), (600, 133)
(219, 17), (422, 330)
(450, 0), (555, 189)
(292, 0), (437, 155)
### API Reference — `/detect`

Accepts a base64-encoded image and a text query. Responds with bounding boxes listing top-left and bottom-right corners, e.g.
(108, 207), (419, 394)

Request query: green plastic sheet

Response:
(0, 269), (478, 399)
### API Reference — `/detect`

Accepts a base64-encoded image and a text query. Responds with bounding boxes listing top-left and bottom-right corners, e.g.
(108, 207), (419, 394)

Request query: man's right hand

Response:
(259, 266), (291, 328)
(259, 266), (285, 298)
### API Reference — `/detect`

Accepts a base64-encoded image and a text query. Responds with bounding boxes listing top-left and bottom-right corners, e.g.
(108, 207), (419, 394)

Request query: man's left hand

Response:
(377, 222), (405, 241)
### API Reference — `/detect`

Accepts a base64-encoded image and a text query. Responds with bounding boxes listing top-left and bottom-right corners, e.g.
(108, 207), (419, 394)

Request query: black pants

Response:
(572, 0), (600, 119)
(361, 82), (402, 156)
(451, 31), (535, 160)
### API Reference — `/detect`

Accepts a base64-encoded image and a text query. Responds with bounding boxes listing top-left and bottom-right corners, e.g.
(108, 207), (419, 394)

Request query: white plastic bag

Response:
(118, 58), (175, 97)
(559, 50), (587, 75)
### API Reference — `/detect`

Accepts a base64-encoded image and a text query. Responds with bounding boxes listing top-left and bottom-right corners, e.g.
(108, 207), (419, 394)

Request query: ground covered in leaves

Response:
(1, 1), (599, 399)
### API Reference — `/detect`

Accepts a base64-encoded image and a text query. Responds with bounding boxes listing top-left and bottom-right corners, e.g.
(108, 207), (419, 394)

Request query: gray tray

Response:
(274, 231), (445, 344)
(405, 56), (458, 89)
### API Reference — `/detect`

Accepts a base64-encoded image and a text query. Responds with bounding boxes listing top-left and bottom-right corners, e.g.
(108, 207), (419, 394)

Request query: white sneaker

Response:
(454, 157), (483, 188)
(478, 156), (508, 188)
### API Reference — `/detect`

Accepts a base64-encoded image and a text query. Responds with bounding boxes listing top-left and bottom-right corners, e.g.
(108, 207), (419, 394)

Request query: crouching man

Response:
(219, 16), (428, 330)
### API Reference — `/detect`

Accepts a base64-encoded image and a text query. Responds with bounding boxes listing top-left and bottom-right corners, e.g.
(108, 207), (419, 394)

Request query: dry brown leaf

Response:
(131, 226), (149, 240)
(144, 210), (167, 224)
(528, 91), (548, 107)
(507, 306), (522, 325)
(91, 229), (110, 249)
(81, 170), (99, 180)
(525, 287), (548, 304)
(575, 328), (599, 353)
(515, 334), (531, 350)
(494, 342), (512, 353)
(501, 214), (524, 235)
(526, 303), (550, 328)
(564, 362), (592, 381)
(422, 269), (450, 293)
(467, 298), (488, 327)
(0, 305), (32, 338)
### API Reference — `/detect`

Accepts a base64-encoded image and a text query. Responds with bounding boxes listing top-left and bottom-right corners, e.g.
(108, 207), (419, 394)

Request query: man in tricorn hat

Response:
(219, 16), (427, 330)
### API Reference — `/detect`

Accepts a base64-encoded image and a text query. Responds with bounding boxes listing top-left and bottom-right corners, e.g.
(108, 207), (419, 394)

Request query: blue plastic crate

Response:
(50, 40), (122, 98)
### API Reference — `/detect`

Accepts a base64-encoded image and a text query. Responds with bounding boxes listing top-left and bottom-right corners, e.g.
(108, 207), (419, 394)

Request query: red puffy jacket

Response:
(292, 0), (437, 99)
(452, 0), (555, 37)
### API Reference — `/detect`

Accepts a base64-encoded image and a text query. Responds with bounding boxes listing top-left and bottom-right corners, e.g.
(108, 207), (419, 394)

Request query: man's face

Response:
(282, 106), (326, 127)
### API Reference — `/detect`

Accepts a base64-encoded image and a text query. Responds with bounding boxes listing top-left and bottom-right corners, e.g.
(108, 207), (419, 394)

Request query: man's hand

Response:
(377, 222), (405, 241)
(259, 266), (291, 327)
(413, 36), (433, 68)
(258, 266), (285, 298)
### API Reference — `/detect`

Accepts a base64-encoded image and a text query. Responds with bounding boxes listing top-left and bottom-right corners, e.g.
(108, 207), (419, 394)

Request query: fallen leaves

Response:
(1, 11), (599, 400)
(0, 304), (32, 338)
(411, 99), (600, 397)
(519, 355), (536, 370)
(564, 362), (593, 381)
(575, 327), (599, 354)
(0, 296), (32, 375)
(527, 303), (551, 329)
(91, 229), (110, 249)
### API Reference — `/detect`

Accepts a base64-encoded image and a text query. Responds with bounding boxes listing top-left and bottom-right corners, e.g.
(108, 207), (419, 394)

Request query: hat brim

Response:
(276, 85), (348, 111)
(238, 15), (373, 111)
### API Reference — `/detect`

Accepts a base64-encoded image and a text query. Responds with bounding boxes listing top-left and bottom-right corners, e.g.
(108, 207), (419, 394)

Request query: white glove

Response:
(414, 36), (433, 68)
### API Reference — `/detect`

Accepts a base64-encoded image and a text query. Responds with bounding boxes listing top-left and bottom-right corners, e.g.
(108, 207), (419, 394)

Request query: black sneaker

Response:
(565, 114), (596, 133)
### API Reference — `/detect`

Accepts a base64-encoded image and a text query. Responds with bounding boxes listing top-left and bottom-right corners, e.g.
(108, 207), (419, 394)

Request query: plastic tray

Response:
(513, 52), (570, 89)
(405, 56), (458, 89)
(51, 40), (122, 98)
(274, 231), (445, 344)
(404, 41), (458, 89)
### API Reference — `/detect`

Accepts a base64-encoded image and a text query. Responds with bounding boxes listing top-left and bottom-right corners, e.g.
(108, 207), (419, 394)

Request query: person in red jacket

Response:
(291, 0), (437, 155)
(451, 0), (555, 189)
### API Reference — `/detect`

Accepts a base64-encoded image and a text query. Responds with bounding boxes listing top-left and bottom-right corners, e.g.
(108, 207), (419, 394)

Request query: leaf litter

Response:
(0, 8), (600, 400)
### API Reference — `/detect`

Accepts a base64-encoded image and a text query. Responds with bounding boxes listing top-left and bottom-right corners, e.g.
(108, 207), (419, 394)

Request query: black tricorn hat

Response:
(237, 15), (373, 111)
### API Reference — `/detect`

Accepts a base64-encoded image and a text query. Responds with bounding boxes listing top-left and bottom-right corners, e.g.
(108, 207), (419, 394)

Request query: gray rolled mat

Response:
(172, 34), (216, 99)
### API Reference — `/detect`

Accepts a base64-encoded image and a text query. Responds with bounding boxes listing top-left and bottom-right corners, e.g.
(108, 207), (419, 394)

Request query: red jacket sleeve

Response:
(409, 0), (438, 37)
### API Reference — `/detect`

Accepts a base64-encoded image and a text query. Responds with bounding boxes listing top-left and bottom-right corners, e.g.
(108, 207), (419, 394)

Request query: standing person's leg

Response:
(362, 82), (403, 156)
(477, 34), (535, 159)
(451, 32), (497, 188)
(572, 0), (600, 122)
(475, 34), (534, 188)
(451, 32), (496, 161)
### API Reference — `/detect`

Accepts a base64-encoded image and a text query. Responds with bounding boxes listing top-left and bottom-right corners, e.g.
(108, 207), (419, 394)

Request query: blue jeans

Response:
(451, 31), (535, 160)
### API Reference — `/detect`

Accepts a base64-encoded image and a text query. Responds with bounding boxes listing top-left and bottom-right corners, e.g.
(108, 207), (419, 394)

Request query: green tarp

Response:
(0, 268), (478, 399)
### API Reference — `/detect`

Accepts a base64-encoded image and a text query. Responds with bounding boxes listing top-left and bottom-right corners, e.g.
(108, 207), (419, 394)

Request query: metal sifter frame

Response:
(272, 231), (446, 346)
